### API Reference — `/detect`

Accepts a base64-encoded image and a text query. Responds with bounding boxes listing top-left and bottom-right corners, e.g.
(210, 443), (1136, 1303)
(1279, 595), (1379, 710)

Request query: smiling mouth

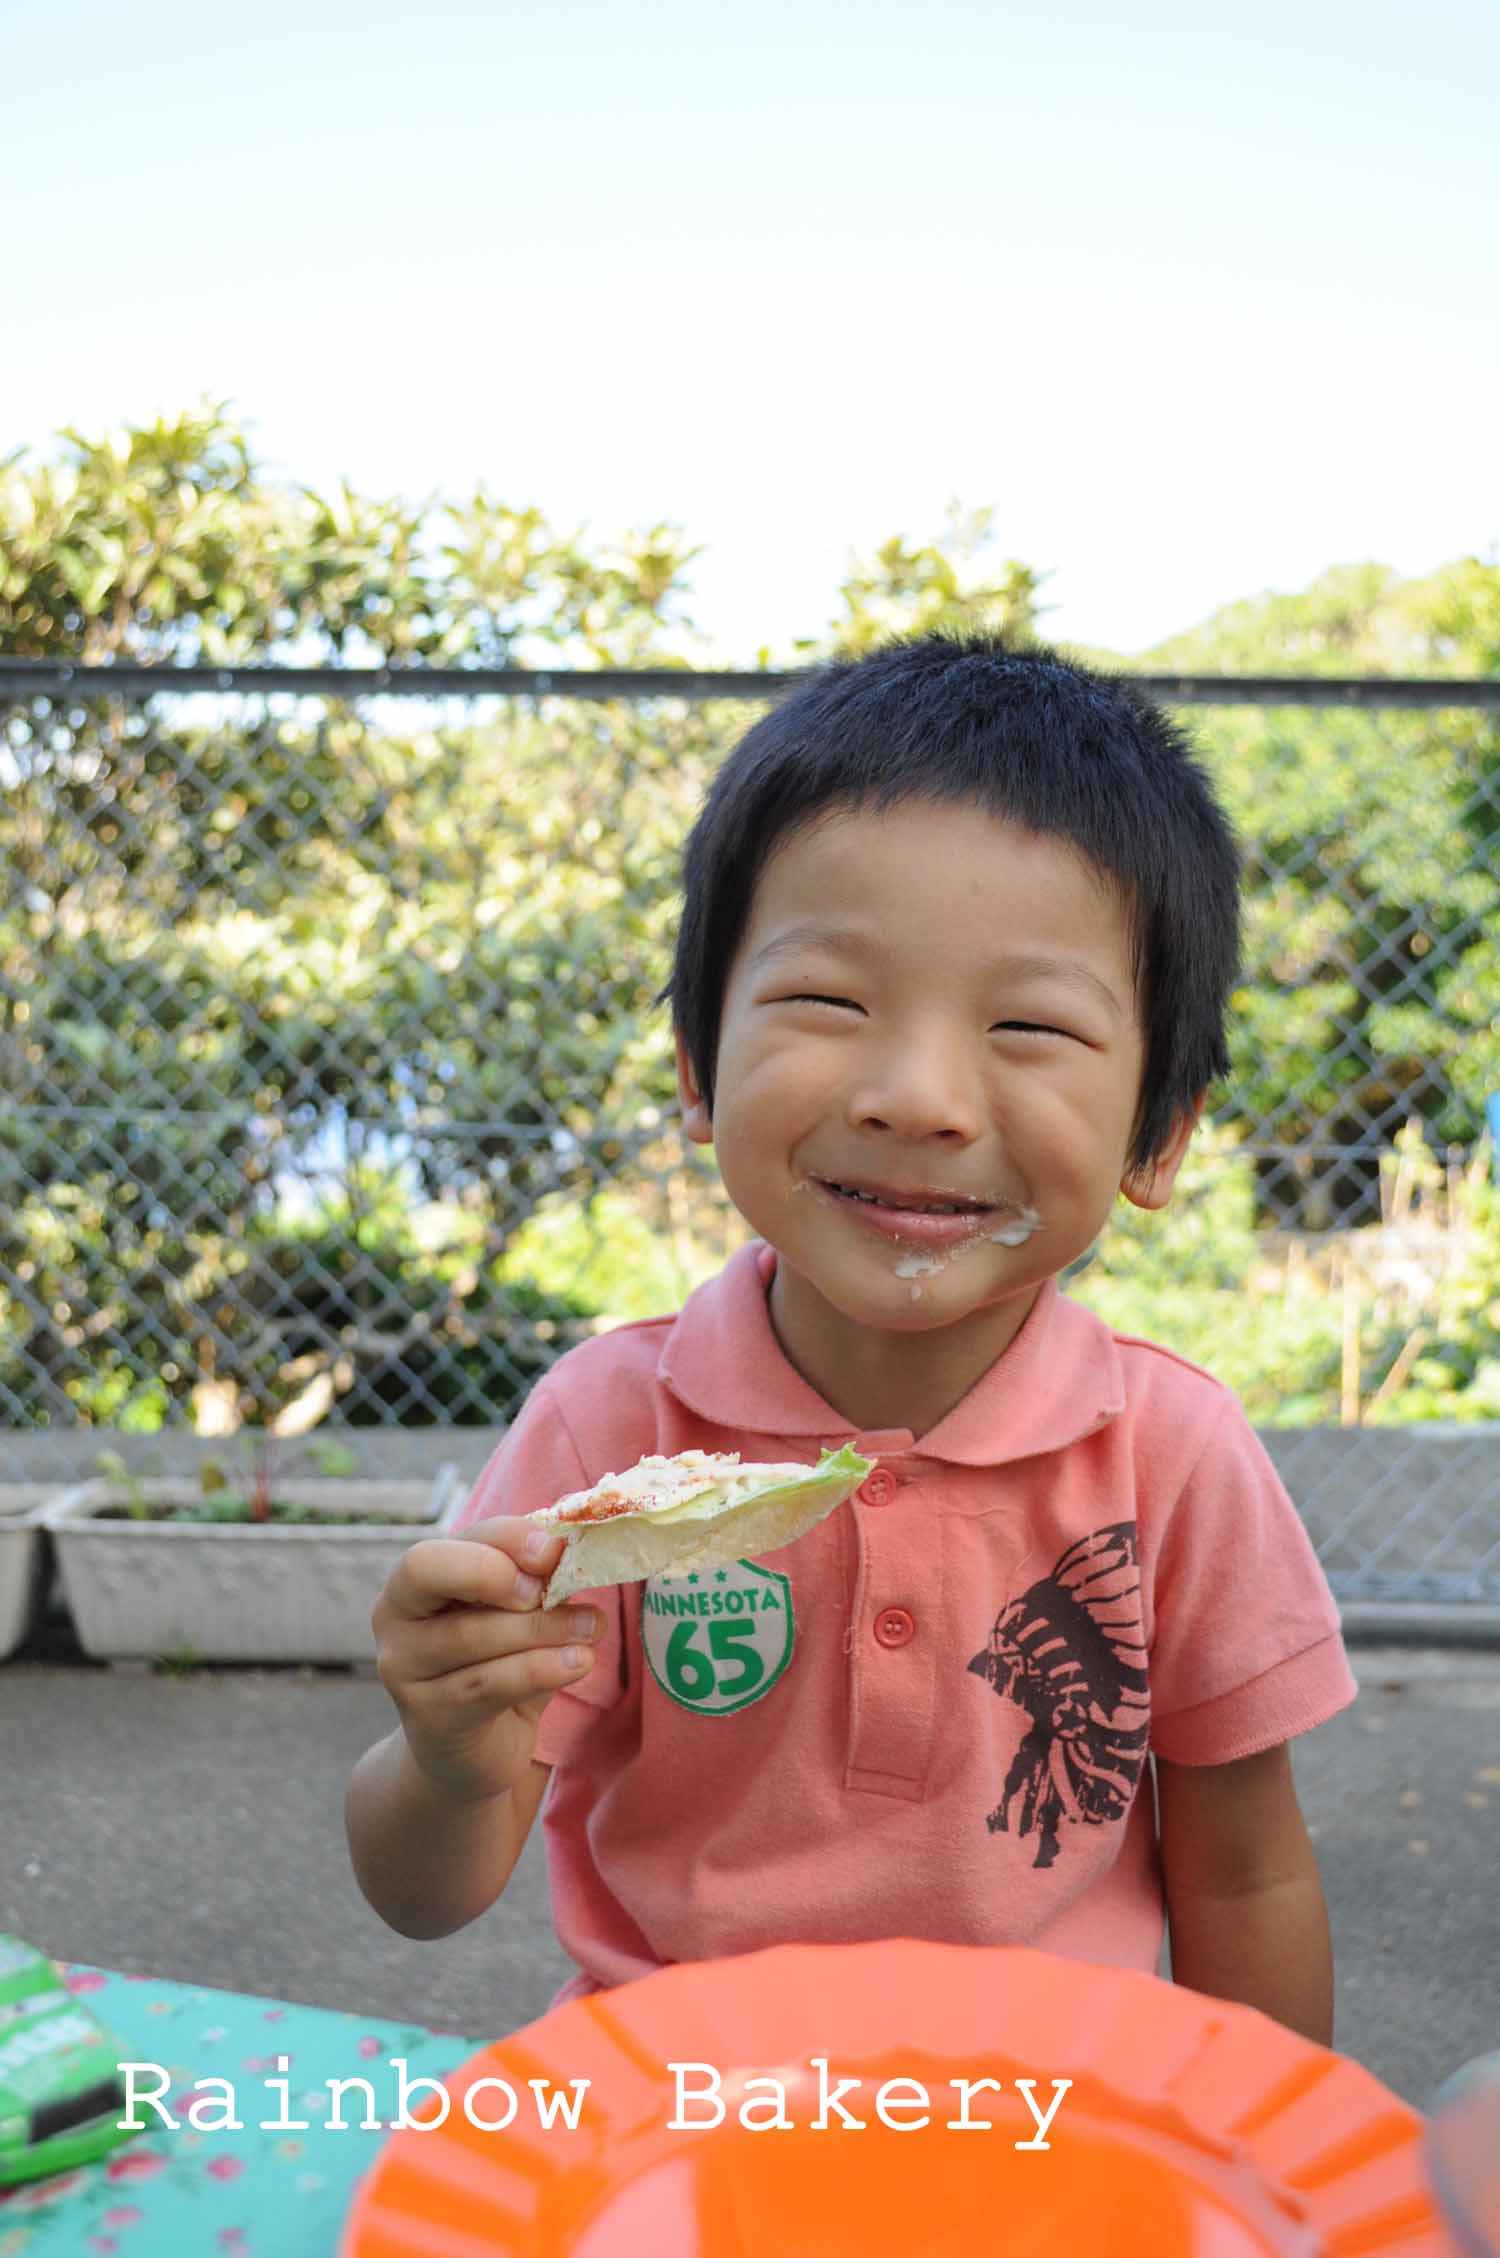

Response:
(817, 1179), (997, 1217)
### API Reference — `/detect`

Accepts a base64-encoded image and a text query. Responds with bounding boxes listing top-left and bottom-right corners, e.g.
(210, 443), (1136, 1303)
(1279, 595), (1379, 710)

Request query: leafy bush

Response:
(1073, 1120), (1500, 1425)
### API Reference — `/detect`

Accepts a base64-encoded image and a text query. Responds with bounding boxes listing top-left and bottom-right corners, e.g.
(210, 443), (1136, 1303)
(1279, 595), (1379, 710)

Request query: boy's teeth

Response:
(838, 1184), (980, 1215)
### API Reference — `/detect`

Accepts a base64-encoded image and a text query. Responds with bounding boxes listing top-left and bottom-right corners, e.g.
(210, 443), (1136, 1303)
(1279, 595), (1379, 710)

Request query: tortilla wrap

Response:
(530, 1444), (872, 1609)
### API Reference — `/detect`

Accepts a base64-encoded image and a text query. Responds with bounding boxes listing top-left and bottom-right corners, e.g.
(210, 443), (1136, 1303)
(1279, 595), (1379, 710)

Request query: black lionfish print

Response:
(966, 1522), (1149, 1869)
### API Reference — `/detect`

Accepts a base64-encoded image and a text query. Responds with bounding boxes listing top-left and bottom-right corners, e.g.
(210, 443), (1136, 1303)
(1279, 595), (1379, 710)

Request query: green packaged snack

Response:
(0, 1936), (140, 2185)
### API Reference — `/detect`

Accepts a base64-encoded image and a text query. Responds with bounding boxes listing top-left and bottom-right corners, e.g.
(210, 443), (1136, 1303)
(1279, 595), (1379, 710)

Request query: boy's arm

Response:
(345, 1735), (552, 1941)
(1155, 1743), (1334, 2046)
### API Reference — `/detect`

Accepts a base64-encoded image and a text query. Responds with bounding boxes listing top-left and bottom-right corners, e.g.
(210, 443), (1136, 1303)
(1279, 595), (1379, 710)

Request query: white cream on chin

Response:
(895, 1251), (943, 1301)
(988, 1204), (1043, 1247)
(892, 1205), (1044, 1297)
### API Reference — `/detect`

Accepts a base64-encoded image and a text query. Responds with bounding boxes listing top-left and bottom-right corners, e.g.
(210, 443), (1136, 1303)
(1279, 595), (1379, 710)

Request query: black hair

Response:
(664, 631), (1242, 1178)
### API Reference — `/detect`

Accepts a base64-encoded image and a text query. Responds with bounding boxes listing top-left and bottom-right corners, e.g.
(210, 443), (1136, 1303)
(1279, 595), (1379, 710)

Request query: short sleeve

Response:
(451, 1380), (627, 1756)
(1141, 1396), (1357, 1764)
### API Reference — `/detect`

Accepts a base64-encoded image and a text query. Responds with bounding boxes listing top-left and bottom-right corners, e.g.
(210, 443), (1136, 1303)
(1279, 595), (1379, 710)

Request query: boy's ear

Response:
(1119, 1092), (1205, 1211)
(674, 1026), (713, 1145)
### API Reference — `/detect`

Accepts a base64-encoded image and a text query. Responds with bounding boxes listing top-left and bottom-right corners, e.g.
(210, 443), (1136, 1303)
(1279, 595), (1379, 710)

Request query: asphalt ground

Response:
(3, 1599), (1497, 2116)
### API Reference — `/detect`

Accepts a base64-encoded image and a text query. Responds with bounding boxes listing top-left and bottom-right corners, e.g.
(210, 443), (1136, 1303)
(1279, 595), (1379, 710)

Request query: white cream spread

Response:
(533, 1450), (820, 1529)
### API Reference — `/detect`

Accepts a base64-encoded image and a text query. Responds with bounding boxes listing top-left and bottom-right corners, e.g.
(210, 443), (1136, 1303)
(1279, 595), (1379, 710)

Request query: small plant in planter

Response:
(40, 1370), (468, 1664)
(90, 1435), (389, 1526)
(85, 1356), (459, 1529)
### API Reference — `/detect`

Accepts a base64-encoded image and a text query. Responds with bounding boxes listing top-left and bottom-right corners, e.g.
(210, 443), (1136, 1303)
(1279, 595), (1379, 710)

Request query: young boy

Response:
(346, 633), (1356, 2044)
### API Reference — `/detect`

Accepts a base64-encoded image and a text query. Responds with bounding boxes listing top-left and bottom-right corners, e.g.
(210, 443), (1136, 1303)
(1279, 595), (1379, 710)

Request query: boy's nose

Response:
(845, 1034), (987, 1143)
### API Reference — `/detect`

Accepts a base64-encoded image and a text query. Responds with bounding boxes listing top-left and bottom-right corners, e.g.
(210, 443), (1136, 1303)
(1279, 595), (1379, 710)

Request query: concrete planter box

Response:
(40, 1469), (465, 1664)
(0, 1487), (56, 1660)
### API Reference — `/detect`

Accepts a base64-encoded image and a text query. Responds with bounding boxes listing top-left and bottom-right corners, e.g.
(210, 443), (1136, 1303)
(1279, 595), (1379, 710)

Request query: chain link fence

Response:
(4, 663), (1499, 1619)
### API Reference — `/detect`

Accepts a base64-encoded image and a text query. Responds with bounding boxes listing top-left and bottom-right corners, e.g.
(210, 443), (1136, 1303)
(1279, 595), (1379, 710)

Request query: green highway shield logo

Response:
(642, 1560), (795, 1715)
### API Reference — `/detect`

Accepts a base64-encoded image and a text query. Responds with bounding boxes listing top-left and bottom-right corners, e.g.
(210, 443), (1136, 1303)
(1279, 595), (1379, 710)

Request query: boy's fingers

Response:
(386, 1528), (557, 1620)
(463, 1516), (566, 1569)
(392, 1601), (600, 1685)
(408, 1643), (597, 1717)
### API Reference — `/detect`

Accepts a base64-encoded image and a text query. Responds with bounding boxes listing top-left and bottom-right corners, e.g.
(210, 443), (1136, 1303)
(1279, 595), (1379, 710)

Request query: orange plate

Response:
(339, 1942), (1450, 2258)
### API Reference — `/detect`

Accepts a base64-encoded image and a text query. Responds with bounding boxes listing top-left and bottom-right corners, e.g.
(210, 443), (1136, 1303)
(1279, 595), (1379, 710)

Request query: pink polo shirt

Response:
(456, 1243), (1355, 2006)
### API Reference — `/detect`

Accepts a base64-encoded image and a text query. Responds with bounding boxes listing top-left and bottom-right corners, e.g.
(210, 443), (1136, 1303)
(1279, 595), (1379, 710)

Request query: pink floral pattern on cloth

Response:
(0, 1966), (482, 2256)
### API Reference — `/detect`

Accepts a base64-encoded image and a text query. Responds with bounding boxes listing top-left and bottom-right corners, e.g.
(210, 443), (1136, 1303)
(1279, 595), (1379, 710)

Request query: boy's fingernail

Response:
(569, 1608), (597, 1637)
(560, 1647), (588, 1670)
(513, 1570), (541, 1603)
(521, 1527), (553, 1563)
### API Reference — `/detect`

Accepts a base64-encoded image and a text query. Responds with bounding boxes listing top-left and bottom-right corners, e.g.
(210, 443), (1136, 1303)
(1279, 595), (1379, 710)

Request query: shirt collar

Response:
(658, 1241), (1125, 1467)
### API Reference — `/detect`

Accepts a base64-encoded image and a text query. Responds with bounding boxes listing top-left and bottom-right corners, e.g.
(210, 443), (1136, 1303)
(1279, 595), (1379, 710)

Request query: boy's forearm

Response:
(1165, 1867), (1334, 2046)
(344, 1729), (523, 1941)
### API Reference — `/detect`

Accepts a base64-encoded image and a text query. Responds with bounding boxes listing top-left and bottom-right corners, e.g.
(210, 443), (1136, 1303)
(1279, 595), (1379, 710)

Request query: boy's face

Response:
(676, 799), (1200, 1418)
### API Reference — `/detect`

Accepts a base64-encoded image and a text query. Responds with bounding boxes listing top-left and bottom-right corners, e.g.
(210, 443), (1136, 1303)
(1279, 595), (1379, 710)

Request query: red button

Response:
(859, 1470), (898, 1508)
(873, 1607), (915, 1648)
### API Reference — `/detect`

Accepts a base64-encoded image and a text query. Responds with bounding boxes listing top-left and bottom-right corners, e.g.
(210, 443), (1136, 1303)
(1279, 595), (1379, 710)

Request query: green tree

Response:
(0, 410), (296, 663)
(1135, 559), (1500, 1225)
(808, 503), (1047, 657)
(1136, 554), (1500, 678)
(0, 408), (710, 1430)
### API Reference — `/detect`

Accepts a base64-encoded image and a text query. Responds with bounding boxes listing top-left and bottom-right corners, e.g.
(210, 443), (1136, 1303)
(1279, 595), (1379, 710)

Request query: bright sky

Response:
(6, 0), (1497, 659)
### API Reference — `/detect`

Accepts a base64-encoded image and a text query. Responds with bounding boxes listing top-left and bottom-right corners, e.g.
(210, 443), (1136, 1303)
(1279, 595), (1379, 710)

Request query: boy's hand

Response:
(371, 1518), (600, 1807)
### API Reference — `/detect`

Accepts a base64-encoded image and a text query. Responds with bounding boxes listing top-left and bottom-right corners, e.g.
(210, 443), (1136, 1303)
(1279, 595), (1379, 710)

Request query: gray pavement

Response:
(3, 1600), (1497, 2114)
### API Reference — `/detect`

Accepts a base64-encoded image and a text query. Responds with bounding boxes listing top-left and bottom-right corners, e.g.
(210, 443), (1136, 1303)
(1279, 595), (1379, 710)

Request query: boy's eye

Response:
(783, 993), (860, 1011)
(992, 1021), (1070, 1038)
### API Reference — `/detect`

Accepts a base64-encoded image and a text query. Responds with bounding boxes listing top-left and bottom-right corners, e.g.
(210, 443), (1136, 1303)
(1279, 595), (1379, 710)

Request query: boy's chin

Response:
(790, 1262), (1038, 1334)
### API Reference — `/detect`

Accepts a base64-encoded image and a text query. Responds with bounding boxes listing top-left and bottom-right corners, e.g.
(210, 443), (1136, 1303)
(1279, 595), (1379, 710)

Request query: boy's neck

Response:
(765, 1264), (1044, 1442)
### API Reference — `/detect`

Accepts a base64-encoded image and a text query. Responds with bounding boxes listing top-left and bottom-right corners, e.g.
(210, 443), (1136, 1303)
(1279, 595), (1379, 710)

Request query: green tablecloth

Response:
(0, 1964), (482, 2257)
